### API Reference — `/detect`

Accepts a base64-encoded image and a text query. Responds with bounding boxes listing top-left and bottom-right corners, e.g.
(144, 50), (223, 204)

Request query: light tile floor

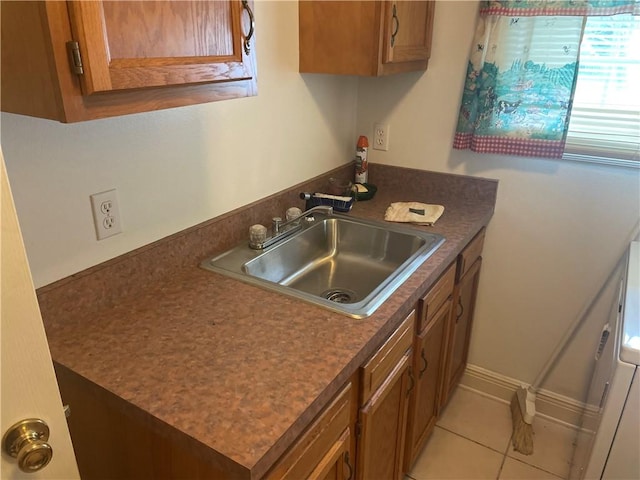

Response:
(407, 387), (578, 480)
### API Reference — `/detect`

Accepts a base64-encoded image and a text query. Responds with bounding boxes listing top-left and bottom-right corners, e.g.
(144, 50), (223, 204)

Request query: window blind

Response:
(565, 14), (640, 163)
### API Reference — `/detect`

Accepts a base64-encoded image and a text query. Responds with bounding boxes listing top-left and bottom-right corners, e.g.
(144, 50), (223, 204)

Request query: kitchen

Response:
(1, 1), (638, 478)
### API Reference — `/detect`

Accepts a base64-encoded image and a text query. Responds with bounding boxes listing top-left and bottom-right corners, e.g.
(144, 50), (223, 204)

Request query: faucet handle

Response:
(286, 207), (302, 221)
(249, 224), (267, 248)
(272, 217), (283, 234)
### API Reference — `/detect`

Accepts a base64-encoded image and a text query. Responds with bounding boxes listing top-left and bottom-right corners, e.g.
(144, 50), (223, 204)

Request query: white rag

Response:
(384, 202), (444, 226)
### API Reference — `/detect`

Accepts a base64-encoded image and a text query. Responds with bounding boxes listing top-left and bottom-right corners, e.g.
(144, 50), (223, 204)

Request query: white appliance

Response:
(570, 241), (640, 480)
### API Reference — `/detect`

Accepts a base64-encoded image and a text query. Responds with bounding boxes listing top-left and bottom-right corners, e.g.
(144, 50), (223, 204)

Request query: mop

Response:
(510, 218), (640, 455)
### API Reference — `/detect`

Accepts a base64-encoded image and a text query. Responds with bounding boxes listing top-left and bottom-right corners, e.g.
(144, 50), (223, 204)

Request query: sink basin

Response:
(201, 214), (444, 318)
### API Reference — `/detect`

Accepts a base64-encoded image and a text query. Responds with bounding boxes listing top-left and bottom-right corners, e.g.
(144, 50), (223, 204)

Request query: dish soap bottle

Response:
(355, 135), (369, 184)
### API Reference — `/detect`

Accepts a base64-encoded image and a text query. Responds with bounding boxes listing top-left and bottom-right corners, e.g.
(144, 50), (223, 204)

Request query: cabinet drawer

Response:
(418, 262), (455, 333)
(458, 228), (485, 280)
(361, 310), (415, 405)
(266, 383), (351, 480)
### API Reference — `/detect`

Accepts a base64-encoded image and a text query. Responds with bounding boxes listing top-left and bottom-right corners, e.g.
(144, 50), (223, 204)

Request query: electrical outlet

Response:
(90, 189), (122, 240)
(373, 123), (390, 151)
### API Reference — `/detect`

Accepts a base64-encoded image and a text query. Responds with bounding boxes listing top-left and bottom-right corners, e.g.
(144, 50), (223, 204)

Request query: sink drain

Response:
(322, 288), (358, 304)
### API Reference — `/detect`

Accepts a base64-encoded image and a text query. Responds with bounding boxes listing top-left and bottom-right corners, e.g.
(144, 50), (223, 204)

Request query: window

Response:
(453, 4), (639, 163)
(565, 14), (640, 166)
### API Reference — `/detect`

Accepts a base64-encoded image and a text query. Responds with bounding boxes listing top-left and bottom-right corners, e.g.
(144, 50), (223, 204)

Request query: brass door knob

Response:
(3, 419), (53, 472)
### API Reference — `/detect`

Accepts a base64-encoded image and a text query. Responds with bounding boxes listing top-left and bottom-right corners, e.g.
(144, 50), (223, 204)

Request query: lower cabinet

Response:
(270, 311), (416, 480)
(442, 257), (482, 405)
(265, 384), (354, 480)
(404, 297), (452, 469)
(314, 429), (352, 480)
(440, 229), (485, 409)
(403, 229), (485, 472)
(58, 228), (486, 480)
(267, 230), (487, 478)
(357, 310), (414, 480)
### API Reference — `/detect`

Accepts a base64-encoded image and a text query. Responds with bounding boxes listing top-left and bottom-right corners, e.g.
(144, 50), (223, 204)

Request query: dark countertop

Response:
(38, 164), (498, 479)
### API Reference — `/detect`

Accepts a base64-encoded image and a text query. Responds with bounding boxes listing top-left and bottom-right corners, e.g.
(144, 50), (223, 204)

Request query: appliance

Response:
(570, 241), (639, 479)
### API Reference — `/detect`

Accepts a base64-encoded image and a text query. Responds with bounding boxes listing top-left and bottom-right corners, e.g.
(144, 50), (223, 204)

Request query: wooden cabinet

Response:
(266, 384), (354, 480)
(268, 230), (485, 478)
(440, 229), (485, 409)
(54, 224), (487, 480)
(357, 310), (414, 480)
(1, 0), (257, 122)
(56, 364), (237, 479)
(299, 1), (435, 76)
(404, 263), (455, 470)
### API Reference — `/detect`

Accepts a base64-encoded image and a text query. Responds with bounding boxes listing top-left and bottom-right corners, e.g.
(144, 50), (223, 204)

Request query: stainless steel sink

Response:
(201, 214), (444, 318)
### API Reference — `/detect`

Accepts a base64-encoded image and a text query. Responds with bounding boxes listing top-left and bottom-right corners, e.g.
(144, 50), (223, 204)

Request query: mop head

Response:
(510, 387), (535, 455)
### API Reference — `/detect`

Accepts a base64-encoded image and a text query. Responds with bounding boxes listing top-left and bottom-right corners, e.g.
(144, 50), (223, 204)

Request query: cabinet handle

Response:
(390, 4), (400, 47)
(406, 367), (415, 397)
(456, 297), (464, 322)
(344, 451), (353, 480)
(241, 0), (255, 55)
(419, 348), (428, 378)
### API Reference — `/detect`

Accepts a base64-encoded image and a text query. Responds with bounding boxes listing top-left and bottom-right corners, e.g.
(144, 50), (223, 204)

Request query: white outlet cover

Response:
(90, 189), (122, 240)
(373, 122), (390, 151)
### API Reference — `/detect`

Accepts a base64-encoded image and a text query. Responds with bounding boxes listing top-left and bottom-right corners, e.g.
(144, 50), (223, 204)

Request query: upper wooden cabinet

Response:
(1, 0), (257, 123)
(299, 1), (435, 76)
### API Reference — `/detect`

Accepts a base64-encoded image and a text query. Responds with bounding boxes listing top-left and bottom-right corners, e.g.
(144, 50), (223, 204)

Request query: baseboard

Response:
(461, 363), (586, 427)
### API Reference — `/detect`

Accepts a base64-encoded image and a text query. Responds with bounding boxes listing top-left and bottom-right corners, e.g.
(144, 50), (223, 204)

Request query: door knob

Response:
(3, 419), (53, 472)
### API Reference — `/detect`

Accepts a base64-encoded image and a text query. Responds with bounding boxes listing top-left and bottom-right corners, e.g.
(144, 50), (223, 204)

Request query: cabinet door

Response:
(405, 298), (451, 470)
(357, 351), (411, 480)
(309, 429), (352, 480)
(298, 0), (434, 76)
(442, 257), (482, 407)
(67, 0), (254, 94)
(266, 384), (353, 480)
(381, 1), (434, 65)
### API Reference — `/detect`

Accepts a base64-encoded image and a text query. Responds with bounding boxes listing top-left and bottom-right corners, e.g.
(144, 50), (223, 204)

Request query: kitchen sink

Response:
(200, 213), (444, 318)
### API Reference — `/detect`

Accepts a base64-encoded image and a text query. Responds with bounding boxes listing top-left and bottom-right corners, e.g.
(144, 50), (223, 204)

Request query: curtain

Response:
(453, 0), (640, 159)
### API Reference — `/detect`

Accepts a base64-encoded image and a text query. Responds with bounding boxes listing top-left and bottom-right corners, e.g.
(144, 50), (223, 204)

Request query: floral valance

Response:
(453, 1), (639, 159)
(481, 0), (640, 17)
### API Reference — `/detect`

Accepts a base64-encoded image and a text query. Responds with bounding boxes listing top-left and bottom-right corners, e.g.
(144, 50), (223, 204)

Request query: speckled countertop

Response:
(38, 164), (498, 479)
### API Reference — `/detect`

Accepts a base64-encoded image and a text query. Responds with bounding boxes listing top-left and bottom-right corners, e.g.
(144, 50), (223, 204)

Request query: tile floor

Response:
(407, 387), (578, 480)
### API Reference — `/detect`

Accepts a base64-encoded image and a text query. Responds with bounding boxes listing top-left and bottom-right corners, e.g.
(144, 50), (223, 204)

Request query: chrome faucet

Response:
(249, 205), (333, 250)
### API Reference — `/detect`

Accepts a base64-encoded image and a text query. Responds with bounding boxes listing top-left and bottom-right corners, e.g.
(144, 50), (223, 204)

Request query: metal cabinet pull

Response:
(241, 0), (255, 55)
(406, 367), (415, 397)
(344, 451), (353, 480)
(3, 419), (53, 473)
(419, 348), (429, 378)
(390, 4), (400, 47)
(456, 297), (464, 322)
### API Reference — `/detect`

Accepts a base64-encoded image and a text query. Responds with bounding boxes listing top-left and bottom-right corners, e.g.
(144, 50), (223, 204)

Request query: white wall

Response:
(356, 1), (640, 400)
(1, 1), (357, 288)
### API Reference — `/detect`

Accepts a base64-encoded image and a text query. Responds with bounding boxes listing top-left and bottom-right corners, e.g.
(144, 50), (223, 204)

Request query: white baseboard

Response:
(461, 363), (586, 427)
